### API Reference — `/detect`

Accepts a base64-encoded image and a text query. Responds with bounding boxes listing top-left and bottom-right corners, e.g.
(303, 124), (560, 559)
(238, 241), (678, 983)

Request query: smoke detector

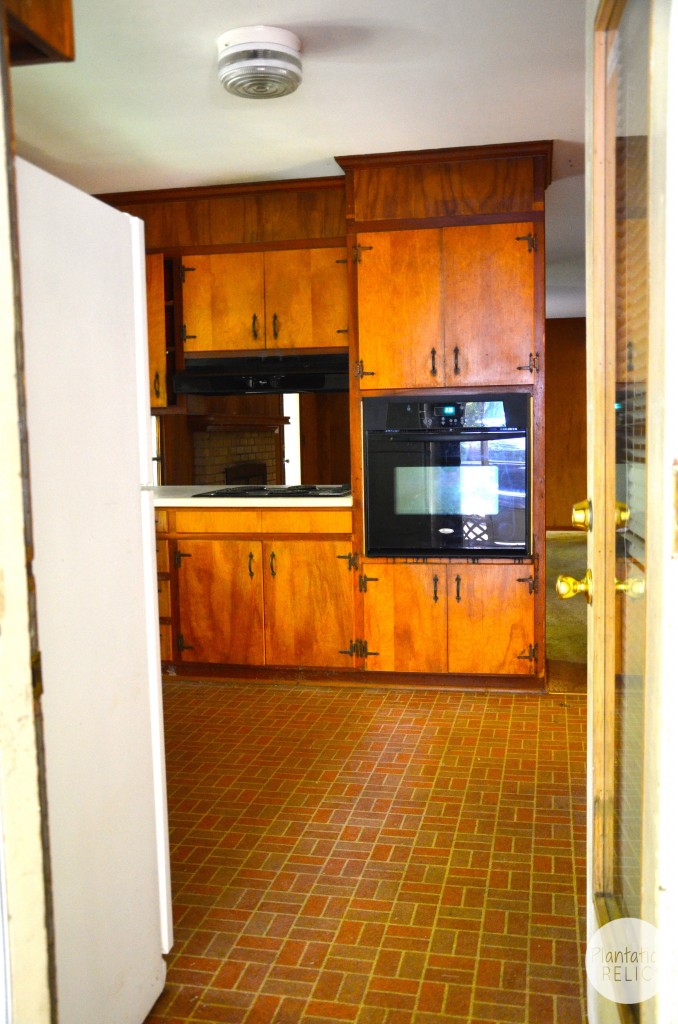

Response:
(217, 26), (302, 99)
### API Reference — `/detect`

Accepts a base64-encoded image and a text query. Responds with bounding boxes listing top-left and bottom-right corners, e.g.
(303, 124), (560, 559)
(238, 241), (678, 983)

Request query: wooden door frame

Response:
(587, 0), (678, 1020)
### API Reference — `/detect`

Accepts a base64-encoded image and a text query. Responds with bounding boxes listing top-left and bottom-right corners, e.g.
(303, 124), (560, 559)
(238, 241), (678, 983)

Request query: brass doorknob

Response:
(615, 576), (645, 598)
(571, 500), (591, 531)
(556, 568), (593, 603)
(615, 502), (631, 529)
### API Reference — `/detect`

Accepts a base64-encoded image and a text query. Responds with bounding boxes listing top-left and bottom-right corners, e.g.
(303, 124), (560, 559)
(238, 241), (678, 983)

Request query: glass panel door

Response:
(594, 0), (650, 931)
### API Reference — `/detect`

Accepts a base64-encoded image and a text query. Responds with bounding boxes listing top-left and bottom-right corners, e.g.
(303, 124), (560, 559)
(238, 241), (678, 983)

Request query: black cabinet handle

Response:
(453, 346), (460, 375)
(248, 552), (255, 579)
(430, 347), (437, 377)
(269, 551), (277, 577)
(153, 371), (161, 397)
(272, 313), (280, 339)
(251, 313), (259, 340)
(433, 574), (439, 604)
(455, 574), (462, 603)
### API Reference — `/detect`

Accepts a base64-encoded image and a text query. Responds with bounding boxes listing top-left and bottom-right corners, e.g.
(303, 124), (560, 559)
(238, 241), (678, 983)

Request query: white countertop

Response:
(153, 485), (353, 509)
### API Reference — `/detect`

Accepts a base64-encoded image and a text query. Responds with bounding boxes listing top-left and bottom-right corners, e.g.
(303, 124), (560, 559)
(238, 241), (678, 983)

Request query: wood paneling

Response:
(174, 509), (263, 534)
(260, 509), (352, 534)
(5, 0), (74, 64)
(545, 318), (587, 529)
(98, 178), (346, 252)
(299, 392), (351, 485)
(337, 142), (552, 226)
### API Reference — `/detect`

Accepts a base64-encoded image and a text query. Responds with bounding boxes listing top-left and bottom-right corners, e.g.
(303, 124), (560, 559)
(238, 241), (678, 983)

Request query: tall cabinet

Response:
(337, 142), (551, 684)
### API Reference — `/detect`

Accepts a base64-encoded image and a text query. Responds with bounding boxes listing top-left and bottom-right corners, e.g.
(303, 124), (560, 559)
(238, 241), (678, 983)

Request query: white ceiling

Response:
(10, 0), (586, 316)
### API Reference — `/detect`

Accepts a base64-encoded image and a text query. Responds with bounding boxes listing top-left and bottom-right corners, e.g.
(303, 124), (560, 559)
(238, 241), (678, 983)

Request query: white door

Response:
(16, 159), (172, 1024)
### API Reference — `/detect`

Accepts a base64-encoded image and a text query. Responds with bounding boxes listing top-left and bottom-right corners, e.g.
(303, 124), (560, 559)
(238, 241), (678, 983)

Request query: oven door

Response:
(363, 430), (529, 557)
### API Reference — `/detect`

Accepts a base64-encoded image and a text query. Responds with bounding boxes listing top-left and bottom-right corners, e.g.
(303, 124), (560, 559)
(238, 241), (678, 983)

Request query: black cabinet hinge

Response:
(516, 352), (540, 373)
(174, 549), (192, 569)
(358, 574), (379, 592)
(517, 573), (538, 594)
(352, 244), (373, 264)
(179, 264), (196, 283)
(517, 644), (538, 662)
(337, 552), (359, 571)
(515, 232), (538, 253)
(177, 634), (194, 653)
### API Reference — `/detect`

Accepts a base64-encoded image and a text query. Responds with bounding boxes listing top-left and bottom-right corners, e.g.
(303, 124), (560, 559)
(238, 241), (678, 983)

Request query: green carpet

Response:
(545, 531), (587, 664)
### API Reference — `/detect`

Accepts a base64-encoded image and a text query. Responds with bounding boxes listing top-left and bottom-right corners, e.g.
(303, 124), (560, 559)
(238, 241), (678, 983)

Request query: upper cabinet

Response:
(181, 246), (348, 353)
(355, 222), (539, 389)
(5, 0), (74, 65)
(339, 142), (551, 391)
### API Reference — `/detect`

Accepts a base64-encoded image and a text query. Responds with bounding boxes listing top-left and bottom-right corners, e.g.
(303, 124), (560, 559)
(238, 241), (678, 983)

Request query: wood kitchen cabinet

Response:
(146, 253), (168, 407)
(262, 539), (355, 667)
(361, 561), (534, 676)
(354, 229), (444, 389)
(167, 510), (356, 670)
(175, 538), (265, 664)
(361, 563), (447, 673)
(443, 222), (536, 386)
(355, 223), (538, 388)
(447, 564), (535, 674)
(181, 247), (348, 353)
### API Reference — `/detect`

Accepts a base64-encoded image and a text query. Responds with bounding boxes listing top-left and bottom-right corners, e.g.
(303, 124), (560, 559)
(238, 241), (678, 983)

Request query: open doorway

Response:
(544, 316), (588, 691)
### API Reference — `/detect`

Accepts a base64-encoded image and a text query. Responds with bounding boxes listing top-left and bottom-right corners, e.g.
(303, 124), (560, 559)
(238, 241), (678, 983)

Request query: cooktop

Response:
(192, 483), (351, 499)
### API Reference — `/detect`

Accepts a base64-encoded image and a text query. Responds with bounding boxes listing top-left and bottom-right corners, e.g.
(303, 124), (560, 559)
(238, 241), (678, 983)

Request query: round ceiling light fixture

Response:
(217, 26), (302, 99)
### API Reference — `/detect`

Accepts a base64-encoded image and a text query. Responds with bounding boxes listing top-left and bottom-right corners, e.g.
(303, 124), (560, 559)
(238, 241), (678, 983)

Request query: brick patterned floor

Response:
(144, 682), (587, 1024)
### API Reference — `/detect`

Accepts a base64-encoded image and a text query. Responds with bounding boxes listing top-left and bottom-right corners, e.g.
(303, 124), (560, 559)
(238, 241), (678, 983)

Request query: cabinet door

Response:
(362, 564), (447, 673)
(355, 229), (444, 389)
(443, 222), (536, 385)
(447, 564), (534, 674)
(175, 539), (265, 664)
(182, 252), (265, 352)
(146, 253), (167, 407)
(263, 248), (349, 349)
(263, 540), (355, 667)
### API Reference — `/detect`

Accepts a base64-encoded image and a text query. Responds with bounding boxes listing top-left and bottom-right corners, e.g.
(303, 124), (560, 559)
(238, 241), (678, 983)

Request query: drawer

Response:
(174, 509), (263, 534)
(159, 623), (173, 662)
(260, 509), (353, 534)
(155, 509), (168, 533)
(156, 539), (170, 573)
(157, 577), (171, 618)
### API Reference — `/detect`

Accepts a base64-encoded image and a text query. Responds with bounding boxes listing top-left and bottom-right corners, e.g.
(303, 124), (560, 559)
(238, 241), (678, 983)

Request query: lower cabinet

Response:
(262, 540), (355, 668)
(176, 539), (265, 664)
(174, 536), (355, 668)
(447, 564), (535, 675)
(361, 562), (535, 675)
(362, 564), (447, 673)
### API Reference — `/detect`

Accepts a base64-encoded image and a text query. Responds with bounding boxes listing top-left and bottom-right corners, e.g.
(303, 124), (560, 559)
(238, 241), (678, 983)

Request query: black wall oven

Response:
(363, 393), (531, 558)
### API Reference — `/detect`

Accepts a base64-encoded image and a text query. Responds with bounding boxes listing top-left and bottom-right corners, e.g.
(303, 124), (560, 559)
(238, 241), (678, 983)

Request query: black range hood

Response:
(173, 353), (349, 395)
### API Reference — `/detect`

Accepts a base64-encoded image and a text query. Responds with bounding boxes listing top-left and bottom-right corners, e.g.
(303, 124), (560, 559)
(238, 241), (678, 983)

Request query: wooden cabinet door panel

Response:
(182, 253), (264, 351)
(356, 230), (444, 389)
(447, 564), (534, 674)
(443, 223), (536, 385)
(264, 250), (313, 349)
(309, 247), (349, 348)
(176, 539), (265, 664)
(363, 564), (447, 673)
(146, 253), (167, 407)
(263, 540), (355, 667)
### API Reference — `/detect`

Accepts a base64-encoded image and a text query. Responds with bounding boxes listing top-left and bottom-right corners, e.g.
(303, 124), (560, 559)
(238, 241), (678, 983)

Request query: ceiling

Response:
(9, 0), (586, 317)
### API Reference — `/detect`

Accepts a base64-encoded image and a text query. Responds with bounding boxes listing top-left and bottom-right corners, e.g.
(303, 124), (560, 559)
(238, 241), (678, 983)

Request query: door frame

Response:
(586, 0), (678, 1020)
